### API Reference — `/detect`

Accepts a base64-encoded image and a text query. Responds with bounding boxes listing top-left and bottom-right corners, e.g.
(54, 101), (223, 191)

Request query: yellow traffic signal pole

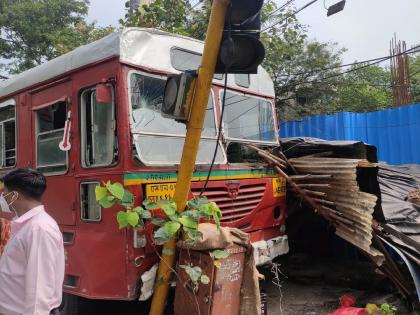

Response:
(148, 1), (229, 314)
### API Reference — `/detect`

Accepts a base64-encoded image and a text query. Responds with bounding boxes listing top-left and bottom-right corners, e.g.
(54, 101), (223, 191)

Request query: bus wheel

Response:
(60, 293), (83, 315)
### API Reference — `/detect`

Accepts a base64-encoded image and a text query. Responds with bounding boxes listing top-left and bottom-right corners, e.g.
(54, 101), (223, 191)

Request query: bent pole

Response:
(148, 1), (229, 314)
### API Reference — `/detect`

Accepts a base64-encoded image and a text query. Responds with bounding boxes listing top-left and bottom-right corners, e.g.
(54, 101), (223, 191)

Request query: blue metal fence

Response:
(280, 103), (420, 165)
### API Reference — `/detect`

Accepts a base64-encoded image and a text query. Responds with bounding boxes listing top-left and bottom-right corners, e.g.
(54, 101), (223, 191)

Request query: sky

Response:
(87, 0), (420, 64)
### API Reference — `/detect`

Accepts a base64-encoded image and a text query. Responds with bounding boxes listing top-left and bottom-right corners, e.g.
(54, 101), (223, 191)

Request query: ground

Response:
(261, 254), (412, 315)
(71, 253), (412, 315)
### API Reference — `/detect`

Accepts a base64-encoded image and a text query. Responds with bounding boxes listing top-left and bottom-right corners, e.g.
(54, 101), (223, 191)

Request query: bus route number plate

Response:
(272, 177), (286, 197)
(145, 183), (176, 202)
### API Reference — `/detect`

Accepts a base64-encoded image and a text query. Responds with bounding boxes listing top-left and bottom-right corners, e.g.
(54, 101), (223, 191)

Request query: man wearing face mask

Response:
(0, 169), (64, 315)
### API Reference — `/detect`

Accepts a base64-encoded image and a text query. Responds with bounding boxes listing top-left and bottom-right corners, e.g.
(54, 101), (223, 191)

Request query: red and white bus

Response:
(0, 28), (287, 310)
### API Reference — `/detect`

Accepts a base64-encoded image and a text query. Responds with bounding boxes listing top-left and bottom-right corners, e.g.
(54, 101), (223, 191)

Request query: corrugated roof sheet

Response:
(280, 103), (420, 165)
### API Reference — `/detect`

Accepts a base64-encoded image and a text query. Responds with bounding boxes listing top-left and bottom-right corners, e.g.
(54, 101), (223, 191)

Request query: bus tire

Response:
(60, 293), (82, 315)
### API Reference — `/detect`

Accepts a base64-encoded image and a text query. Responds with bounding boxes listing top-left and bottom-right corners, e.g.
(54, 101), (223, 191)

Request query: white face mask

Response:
(0, 192), (17, 215)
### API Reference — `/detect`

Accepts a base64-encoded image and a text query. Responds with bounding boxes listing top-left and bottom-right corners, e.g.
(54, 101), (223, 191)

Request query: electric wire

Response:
(264, 0), (295, 20)
(199, 6), (232, 196)
(278, 44), (420, 78)
(281, 47), (420, 89)
(262, 0), (320, 32)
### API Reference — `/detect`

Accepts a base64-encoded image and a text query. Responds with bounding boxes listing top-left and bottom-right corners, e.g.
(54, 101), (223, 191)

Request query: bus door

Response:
(31, 80), (76, 226)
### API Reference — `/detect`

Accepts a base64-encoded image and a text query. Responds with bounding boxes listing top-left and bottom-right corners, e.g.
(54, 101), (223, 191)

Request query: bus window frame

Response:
(80, 85), (117, 169)
(80, 181), (102, 223)
(35, 100), (69, 176)
(0, 98), (17, 169)
(218, 89), (279, 145)
(127, 69), (226, 166)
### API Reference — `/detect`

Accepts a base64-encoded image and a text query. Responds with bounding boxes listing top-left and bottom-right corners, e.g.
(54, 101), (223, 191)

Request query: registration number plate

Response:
(273, 177), (286, 197)
(145, 183), (176, 202)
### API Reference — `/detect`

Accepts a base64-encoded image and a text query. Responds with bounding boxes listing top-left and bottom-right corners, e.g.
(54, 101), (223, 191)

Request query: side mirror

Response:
(96, 83), (113, 104)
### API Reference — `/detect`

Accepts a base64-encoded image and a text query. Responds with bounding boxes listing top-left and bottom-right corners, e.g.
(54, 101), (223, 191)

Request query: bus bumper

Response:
(252, 235), (289, 266)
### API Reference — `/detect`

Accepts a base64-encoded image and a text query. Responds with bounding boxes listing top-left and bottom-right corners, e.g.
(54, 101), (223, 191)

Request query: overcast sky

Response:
(87, 0), (420, 64)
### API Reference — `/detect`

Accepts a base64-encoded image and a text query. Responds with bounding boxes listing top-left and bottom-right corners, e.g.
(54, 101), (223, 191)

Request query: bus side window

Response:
(36, 102), (67, 174)
(80, 182), (101, 222)
(80, 87), (116, 167)
(0, 100), (16, 168)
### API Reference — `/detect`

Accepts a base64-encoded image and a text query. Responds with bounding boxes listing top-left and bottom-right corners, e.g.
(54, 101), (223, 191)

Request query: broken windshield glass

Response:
(222, 91), (277, 143)
(129, 72), (224, 165)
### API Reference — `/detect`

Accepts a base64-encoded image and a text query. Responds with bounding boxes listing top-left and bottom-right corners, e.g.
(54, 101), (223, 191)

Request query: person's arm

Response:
(23, 227), (59, 315)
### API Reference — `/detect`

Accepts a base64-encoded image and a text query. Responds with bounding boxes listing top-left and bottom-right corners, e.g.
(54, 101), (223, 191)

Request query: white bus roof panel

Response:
(0, 28), (275, 99)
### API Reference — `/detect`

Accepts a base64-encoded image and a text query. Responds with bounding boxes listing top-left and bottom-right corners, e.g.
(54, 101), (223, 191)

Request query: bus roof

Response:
(0, 28), (275, 100)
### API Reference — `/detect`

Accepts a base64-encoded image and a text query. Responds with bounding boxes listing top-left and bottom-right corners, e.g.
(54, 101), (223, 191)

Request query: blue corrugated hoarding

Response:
(280, 103), (420, 165)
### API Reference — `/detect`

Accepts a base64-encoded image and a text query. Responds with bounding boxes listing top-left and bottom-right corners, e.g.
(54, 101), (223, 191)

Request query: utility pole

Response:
(148, 0), (229, 314)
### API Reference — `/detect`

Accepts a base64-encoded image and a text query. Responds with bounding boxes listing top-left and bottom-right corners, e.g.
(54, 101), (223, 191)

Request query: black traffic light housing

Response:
(215, 0), (265, 74)
(161, 71), (197, 121)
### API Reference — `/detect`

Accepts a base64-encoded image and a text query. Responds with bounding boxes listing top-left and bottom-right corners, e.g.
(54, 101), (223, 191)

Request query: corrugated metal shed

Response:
(280, 103), (420, 165)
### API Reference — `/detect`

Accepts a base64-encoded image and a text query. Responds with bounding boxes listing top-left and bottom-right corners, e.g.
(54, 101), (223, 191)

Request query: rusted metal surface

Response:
(246, 145), (384, 264)
(174, 246), (246, 315)
(390, 34), (412, 106)
(247, 145), (420, 304)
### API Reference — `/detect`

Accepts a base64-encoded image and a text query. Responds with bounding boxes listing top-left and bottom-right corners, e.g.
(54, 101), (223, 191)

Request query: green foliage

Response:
(0, 0), (114, 74)
(380, 303), (396, 315)
(210, 249), (230, 268)
(410, 54), (420, 104)
(121, 0), (210, 39)
(95, 182), (222, 244)
(95, 181), (223, 286)
(179, 264), (210, 285)
(210, 249), (230, 260)
(331, 65), (393, 113)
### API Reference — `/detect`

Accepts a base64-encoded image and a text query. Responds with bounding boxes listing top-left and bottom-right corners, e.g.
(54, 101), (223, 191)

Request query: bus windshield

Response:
(129, 72), (224, 165)
(222, 91), (277, 143)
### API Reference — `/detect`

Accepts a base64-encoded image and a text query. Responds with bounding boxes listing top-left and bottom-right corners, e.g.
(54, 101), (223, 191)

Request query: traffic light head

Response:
(215, 0), (265, 74)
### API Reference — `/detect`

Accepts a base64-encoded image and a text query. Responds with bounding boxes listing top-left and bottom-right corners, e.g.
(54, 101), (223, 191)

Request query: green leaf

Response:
(163, 221), (181, 239)
(182, 210), (200, 220)
(178, 214), (198, 229)
(133, 206), (145, 215)
(153, 226), (169, 245)
(187, 196), (209, 209)
(126, 211), (140, 227)
(210, 250), (230, 260)
(121, 190), (134, 208)
(99, 195), (116, 208)
(106, 182), (125, 200)
(143, 199), (158, 210)
(200, 275), (210, 285)
(162, 248), (174, 256)
(95, 185), (108, 201)
(184, 265), (202, 283)
(198, 203), (212, 217)
(183, 227), (203, 241)
(117, 211), (129, 229)
(143, 210), (152, 219)
(151, 218), (166, 226)
(160, 201), (177, 217)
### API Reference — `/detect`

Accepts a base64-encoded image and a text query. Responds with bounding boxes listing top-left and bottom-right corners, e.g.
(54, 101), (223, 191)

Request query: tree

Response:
(332, 64), (393, 113)
(0, 0), (114, 74)
(120, 0), (210, 39)
(409, 54), (420, 104)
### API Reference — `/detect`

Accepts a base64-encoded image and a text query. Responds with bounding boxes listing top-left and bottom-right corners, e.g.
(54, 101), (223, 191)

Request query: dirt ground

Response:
(260, 254), (412, 315)
(74, 254), (412, 315)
